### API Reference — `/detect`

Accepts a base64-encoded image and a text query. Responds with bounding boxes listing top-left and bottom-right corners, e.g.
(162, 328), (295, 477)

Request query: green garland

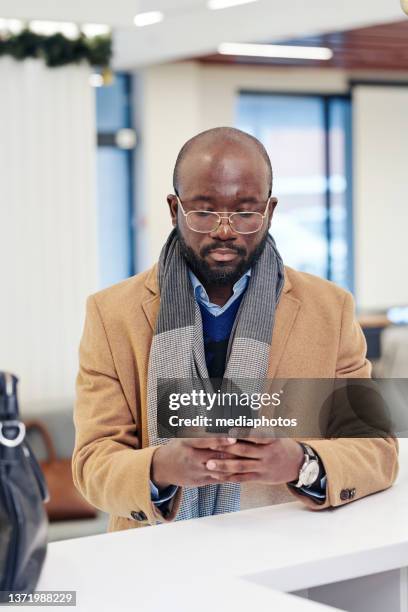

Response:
(0, 29), (112, 68)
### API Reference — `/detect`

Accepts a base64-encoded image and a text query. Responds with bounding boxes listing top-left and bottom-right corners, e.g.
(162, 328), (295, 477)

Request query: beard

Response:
(176, 225), (269, 287)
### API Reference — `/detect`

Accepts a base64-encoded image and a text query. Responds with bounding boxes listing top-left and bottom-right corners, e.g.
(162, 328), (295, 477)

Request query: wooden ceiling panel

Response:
(198, 20), (408, 70)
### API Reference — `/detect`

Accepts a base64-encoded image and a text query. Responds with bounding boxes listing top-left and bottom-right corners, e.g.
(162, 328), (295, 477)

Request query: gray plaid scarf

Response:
(147, 228), (285, 521)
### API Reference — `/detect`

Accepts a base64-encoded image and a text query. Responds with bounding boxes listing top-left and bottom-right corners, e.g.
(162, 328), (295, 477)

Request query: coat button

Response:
(131, 510), (147, 521)
(350, 488), (356, 498)
(340, 489), (351, 501)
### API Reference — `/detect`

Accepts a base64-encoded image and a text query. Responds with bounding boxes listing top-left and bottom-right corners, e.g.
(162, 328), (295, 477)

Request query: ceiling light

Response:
(81, 23), (111, 37)
(0, 18), (24, 34)
(29, 20), (79, 39)
(208, 0), (258, 8)
(133, 11), (164, 27)
(218, 42), (333, 61)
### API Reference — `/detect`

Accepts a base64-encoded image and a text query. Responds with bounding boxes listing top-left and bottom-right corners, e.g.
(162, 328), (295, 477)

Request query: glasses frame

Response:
(175, 194), (273, 235)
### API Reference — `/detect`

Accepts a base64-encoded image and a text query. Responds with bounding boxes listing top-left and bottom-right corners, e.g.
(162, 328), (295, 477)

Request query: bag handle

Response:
(0, 372), (19, 419)
(24, 419), (57, 463)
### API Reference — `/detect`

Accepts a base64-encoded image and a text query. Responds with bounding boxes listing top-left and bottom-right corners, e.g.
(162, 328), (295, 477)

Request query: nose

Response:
(209, 216), (237, 241)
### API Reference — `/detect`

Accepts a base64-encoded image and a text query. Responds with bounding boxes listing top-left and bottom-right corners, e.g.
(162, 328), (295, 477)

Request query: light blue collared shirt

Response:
(188, 268), (251, 316)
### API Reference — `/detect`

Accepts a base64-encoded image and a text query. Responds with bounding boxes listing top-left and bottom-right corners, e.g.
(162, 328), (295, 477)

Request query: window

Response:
(96, 73), (135, 289)
(236, 93), (352, 290)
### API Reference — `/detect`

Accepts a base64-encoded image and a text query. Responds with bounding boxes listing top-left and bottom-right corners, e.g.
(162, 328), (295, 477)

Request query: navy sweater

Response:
(198, 292), (244, 379)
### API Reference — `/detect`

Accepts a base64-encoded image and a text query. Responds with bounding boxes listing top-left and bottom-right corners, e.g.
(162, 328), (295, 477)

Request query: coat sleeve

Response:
(71, 295), (182, 525)
(288, 290), (399, 510)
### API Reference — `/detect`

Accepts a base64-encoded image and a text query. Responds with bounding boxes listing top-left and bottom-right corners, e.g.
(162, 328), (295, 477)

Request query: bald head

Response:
(173, 127), (273, 196)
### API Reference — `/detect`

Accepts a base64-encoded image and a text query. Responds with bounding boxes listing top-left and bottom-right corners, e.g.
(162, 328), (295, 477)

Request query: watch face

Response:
(302, 460), (320, 486)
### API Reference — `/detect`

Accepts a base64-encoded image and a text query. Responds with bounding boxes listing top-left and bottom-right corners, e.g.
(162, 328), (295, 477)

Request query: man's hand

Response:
(151, 437), (239, 489)
(204, 437), (305, 485)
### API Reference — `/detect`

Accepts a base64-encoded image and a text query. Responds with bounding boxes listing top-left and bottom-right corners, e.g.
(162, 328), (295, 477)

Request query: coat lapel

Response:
(141, 295), (160, 331)
(141, 263), (160, 331)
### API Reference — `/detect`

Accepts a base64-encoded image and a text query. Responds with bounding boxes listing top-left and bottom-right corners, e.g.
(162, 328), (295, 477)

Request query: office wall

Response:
(0, 58), (98, 410)
(135, 62), (408, 311)
(353, 84), (408, 310)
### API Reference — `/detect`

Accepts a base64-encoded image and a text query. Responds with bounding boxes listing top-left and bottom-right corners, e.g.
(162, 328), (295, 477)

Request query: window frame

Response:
(237, 89), (353, 292)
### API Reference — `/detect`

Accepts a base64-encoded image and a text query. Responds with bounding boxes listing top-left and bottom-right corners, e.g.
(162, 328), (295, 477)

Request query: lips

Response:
(208, 249), (239, 262)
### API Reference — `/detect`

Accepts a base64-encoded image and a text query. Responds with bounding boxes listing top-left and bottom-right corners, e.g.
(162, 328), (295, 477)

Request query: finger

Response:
(220, 441), (265, 459)
(187, 437), (237, 450)
(205, 437), (238, 450)
(239, 436), (277, 445)
(206, 458), (260, 474)
(196, 449), (238, 463)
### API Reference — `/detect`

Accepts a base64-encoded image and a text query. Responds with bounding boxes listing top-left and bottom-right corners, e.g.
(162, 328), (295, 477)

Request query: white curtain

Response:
(0, 57), (98, 411)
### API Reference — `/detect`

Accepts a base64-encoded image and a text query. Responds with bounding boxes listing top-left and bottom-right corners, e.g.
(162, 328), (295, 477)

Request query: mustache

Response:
(200, 242), (247, 258)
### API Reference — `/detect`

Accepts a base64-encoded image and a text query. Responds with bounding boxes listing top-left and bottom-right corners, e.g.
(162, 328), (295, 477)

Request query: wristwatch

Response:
(292, 443), (320, 488)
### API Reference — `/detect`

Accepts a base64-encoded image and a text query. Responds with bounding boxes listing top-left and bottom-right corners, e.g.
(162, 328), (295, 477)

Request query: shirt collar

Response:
(188, 268), (251, 306)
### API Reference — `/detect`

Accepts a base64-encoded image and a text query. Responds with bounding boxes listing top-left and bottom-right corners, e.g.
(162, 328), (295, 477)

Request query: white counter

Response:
(34, 440), (408, 612)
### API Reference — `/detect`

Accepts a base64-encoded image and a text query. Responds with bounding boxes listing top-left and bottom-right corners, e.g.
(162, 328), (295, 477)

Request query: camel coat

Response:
(72, 264), (398, 533)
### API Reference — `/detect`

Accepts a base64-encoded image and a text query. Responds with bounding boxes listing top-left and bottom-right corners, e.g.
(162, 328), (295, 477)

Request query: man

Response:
(72, 127), (398, 532)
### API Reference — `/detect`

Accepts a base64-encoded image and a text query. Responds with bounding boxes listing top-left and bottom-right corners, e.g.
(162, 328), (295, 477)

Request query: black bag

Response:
(0, 372), (49, 601)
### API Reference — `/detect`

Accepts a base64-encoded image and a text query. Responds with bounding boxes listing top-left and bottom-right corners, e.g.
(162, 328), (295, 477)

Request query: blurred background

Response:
(1, 0), (408, 539)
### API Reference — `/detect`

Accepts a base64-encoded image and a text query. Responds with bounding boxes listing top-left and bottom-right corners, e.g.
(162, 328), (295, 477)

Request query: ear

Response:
(267, 197), (278, 228)
(167, 194), (178, 227)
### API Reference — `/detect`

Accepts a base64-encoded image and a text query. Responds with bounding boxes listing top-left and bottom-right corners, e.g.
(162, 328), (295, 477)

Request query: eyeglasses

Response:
(175, 195), (274, 235)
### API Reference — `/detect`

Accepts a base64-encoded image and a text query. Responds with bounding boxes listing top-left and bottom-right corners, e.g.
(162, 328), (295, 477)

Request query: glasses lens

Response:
(187, 211), (219, 232)
(230, 212), (263, 234)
